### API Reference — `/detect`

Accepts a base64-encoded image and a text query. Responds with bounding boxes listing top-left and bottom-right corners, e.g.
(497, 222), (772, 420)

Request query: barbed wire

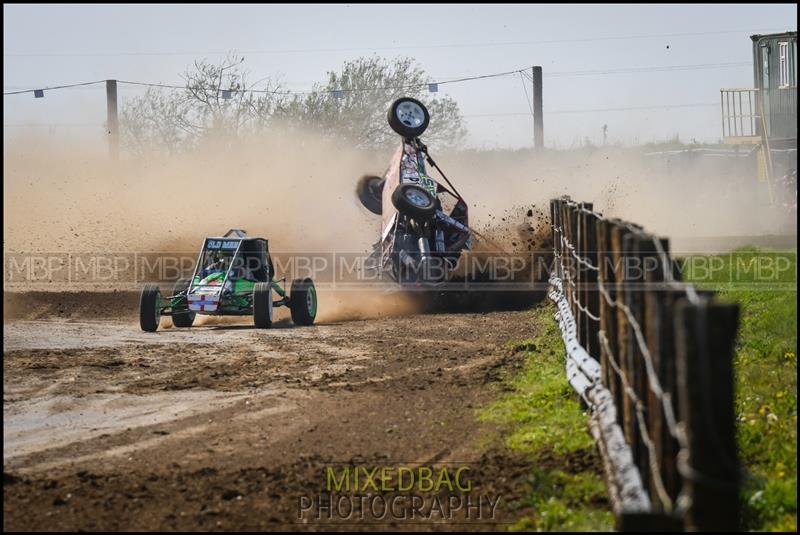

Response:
(549, 198), (706, 515)
(597, 330), (687, 513)
(548, 274), (651, 511)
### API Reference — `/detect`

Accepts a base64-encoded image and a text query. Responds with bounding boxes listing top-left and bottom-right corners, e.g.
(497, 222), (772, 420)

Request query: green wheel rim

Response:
(307, 285), (317, 317)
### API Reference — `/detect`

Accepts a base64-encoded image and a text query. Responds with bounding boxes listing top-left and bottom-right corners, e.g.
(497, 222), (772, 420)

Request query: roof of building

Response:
(750, 31), (798, 42)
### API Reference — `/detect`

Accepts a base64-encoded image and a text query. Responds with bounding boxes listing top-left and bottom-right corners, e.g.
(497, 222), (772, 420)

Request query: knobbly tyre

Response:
(356, 97), (474, 287)
(138, 229), (317, 331)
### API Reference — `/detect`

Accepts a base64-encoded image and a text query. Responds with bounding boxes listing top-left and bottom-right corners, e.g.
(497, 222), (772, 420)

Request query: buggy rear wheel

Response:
(171, 279), (195, 328)
(388, 97), (430, 138)
(290, 278), (317, 326)
(356, 175), (385, 215)
(253, 282), (273, 328)
(139, 284), (161, 332)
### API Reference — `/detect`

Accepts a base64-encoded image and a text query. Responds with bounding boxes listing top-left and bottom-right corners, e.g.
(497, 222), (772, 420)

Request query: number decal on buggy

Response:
(419, 175), (437, 197)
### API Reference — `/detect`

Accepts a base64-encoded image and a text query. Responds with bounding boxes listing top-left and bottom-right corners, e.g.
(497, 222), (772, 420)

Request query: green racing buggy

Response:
(139, 229), (317, 332)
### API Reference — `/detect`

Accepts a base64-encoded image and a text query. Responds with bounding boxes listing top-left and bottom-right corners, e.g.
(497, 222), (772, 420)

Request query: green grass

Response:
(478, 305), (614, 532)
(683, 247), (797, 532)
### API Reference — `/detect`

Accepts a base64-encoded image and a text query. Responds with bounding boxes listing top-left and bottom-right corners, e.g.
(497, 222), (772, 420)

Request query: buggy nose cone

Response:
(188, 289), (221, 312)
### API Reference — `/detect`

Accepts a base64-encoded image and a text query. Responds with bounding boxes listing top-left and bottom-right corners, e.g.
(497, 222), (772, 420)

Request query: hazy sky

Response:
(3, 3), (797, 149)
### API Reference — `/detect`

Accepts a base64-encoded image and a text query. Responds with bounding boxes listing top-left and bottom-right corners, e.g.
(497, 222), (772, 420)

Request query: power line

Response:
(0, 59), (755, 90)
(3, 27), (790, 57)
(519, 72), (534, 116)
(549, 102), (718, 114)
(464, 102), (718, 117)
(546, 62), (751, 77)
(4, 68), (527, 97)
(4, 58), (756, 97)
(3, 123), (100, 128)
(115, 69), (525, 95)
(2, 79), (106, 95)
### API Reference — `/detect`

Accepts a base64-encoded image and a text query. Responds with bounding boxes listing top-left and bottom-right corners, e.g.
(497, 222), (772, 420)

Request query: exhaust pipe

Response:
(418, 237), (431, 263)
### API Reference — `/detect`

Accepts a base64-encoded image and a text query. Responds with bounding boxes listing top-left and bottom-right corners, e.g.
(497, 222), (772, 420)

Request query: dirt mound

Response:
(2, 289), (423, 325)
(3, 291), (139, 322)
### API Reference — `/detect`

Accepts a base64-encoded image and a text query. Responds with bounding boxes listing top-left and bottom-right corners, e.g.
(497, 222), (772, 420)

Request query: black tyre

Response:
(171, 279), (195, 328)
(388, 97), (430, 138)
(356, 175), (385, 215)
(391, 183), (437, 222)
(139, 284), (161, 332)
(253, 282), (273, 329)
(290, 278), (317, 326)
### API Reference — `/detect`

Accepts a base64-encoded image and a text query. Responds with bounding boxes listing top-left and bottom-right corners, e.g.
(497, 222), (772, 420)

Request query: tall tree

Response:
(121, 54), (286, 156)
(277, 56), (466, 149)
(120, 54), (466, 155)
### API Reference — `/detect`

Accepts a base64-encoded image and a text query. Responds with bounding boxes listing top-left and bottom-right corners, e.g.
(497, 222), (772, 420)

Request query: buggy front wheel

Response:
(290, 278), (317, 326)
(139, 284), (161, 332)
(391, 183), (437, 222)
(253, 282), (273, 329)
(171, 279), (195, 328)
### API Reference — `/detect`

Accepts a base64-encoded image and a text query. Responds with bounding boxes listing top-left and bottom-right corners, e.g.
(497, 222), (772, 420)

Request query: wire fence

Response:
(549, 196), (741, 531)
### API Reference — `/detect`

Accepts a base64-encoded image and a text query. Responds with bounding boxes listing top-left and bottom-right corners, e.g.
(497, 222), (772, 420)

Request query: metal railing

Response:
(549, 197), (741, 531)
(721, 86), (798, 140)
(720, 88), (759, 138)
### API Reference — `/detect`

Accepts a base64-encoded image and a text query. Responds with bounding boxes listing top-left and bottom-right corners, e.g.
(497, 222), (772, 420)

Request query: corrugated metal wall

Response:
(751, 33), (798, 141)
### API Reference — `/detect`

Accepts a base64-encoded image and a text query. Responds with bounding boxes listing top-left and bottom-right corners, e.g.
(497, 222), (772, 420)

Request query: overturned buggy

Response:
(139, 229), (317, 331)
(356, 97), (474, 287)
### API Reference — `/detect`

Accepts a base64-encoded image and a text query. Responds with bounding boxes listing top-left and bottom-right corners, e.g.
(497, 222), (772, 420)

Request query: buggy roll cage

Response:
(180, 229), (274, 298)
(409, 138), (465, 203)
(399, 137), (470, 234)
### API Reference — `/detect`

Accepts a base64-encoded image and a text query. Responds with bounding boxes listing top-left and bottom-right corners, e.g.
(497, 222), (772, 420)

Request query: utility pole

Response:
(106, 79), (119, 160)
(532, 66), (543, 150)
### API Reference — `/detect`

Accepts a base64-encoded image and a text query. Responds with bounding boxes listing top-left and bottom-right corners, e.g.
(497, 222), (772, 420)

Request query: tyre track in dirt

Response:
(4, 308), (543, 530)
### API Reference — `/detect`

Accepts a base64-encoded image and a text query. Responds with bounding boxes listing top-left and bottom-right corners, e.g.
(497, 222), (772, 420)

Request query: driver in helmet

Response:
(202, 251), (226, 277)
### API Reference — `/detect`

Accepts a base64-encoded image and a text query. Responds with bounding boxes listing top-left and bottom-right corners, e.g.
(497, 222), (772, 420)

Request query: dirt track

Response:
(3, 300), (552, 531)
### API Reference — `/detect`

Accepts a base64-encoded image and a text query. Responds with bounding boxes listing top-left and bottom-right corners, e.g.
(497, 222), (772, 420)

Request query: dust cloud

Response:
(4, 129), (387, 254)
(439, 145), (797, 249)
(3, 129), (446, 321)
(5, 127), (795, 322)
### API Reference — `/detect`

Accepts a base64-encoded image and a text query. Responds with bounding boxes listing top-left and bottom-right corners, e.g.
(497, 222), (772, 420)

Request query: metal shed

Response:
(751, 31), (797, 142)
(720, 31), (797, 193)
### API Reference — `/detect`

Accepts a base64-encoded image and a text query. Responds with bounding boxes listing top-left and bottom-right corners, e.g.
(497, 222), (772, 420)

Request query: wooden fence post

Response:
(559, 201), (568, 293)
(644, 239), (683, 507)
(575, 205), (585, 346)
(568, 203), (579, 320)
(584, 209), (599, 356)
(637, 235), (674, 509)
(599, 219), (621, 426)
(675, 298), (741, 531)
(660, 284), (685, 505)
(550, 199), (560, 280)
(625, 232), (649, 495)
(612, 223), (638, 463)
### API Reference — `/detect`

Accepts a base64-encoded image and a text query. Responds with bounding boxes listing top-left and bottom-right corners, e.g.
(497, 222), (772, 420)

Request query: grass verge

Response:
(478, 304), (614, 531)
(683, 247), (797, 532)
